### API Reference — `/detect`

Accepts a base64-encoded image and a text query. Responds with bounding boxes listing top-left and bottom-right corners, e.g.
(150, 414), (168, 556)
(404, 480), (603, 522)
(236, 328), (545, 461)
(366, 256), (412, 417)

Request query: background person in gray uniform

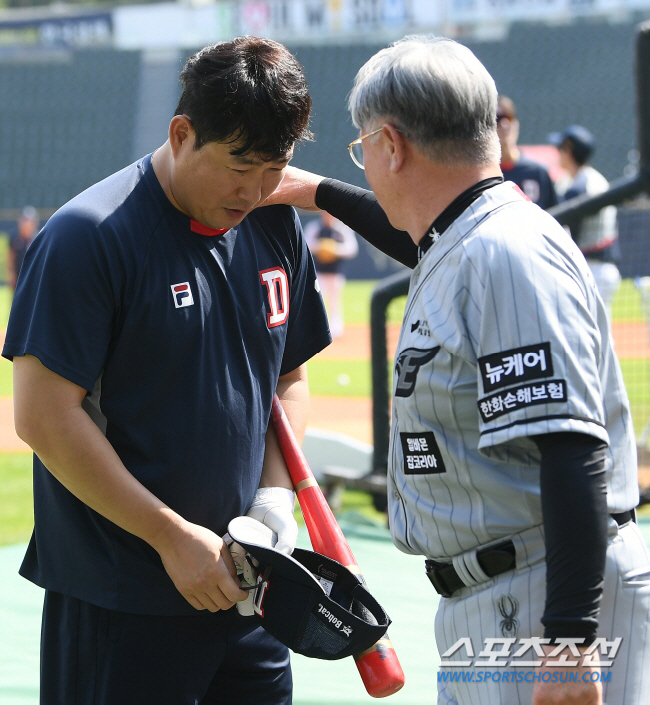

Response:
(549, 124), (622, 321)
(265, 35), (650, 705)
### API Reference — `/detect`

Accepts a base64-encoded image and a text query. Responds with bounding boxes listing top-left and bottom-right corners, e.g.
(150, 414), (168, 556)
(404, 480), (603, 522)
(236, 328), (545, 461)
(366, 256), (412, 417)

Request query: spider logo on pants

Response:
(497, 594), (519, 637)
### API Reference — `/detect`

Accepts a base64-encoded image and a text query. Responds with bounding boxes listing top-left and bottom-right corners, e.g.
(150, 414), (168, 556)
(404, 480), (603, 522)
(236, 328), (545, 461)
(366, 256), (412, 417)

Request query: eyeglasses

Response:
(347, 126), (385, 169)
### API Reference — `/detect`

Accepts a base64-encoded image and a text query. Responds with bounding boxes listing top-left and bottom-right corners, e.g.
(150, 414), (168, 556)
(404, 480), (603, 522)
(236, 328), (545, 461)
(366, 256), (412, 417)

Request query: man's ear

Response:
(169, 115), (194, 156)
(383, 124), (406, 173)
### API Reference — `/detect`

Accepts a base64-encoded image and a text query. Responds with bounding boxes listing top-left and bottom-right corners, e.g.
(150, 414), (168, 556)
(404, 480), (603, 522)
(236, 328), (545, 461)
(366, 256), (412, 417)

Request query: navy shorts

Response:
(40, 591), (292, 705)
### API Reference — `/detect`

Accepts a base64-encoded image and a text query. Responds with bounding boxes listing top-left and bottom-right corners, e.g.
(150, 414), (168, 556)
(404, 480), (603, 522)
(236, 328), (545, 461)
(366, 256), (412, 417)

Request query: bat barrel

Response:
(355, 641), (405, 697)
(270, 396), (405, 697)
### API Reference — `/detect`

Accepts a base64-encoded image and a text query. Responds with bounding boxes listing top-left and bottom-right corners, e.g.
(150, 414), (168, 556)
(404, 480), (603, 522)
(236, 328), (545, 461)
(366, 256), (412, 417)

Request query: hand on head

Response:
(259, 166), (325, 211)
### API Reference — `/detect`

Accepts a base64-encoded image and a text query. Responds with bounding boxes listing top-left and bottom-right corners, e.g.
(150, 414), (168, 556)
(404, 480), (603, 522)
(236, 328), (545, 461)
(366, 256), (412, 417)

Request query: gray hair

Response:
(348, 36), (500, 167)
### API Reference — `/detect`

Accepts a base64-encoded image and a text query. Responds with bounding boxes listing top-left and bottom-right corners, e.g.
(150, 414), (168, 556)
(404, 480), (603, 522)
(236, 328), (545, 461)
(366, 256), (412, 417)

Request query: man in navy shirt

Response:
(497, 95), (558, 210)
(3, 37), (330, 705)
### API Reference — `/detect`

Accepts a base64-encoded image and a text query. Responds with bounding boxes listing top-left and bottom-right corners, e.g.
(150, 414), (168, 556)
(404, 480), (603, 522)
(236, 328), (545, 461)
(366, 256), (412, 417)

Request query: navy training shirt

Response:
(502, 155), (558, 210)
(3, 154), (331, 615)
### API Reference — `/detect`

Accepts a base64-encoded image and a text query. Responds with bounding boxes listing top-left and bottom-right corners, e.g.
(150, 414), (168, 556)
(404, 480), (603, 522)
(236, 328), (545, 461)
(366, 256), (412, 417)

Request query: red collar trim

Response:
(500, 160), (516, 170)
(190, 219), (229, 236)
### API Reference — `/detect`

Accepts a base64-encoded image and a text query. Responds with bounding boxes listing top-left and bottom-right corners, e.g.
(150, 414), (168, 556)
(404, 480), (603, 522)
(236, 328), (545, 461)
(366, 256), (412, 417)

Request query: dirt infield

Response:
(0, 397), (25, 452)
(307, 323), (400, 445)
(611, 321), (650, 358)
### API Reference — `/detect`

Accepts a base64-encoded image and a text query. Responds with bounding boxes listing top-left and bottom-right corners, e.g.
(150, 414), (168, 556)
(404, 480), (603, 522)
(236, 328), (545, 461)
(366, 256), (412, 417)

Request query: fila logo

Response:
(260, 267), (289, 327)
(171, 282), (194, 309)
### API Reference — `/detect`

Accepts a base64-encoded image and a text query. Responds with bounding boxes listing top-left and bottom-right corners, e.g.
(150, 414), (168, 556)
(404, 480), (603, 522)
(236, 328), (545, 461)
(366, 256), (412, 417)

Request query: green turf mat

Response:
(0, 521), (436, 704)
(0, 544), (40, 705)
(2, 519), (649, 704)
(291, 516), (437, 704)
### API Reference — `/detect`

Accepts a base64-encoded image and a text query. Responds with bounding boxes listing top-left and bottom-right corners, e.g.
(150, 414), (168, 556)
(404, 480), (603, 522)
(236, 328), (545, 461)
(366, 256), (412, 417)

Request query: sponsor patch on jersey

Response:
(171, 282), (194, 308)
(395, 347), (441, 398)
(478, 343), (553, 393)
(478, 379), (567, 422)
(400, 432), (446, 474)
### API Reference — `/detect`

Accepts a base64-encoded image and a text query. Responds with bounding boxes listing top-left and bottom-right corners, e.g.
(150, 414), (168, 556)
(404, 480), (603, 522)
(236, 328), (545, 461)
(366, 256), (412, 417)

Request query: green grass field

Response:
(612, 277), (647, 322)
(0, 452), (33, 544)
(306, 281), (404, 398)
(612, 280), (650, 436)
(1, 278), (649, 545)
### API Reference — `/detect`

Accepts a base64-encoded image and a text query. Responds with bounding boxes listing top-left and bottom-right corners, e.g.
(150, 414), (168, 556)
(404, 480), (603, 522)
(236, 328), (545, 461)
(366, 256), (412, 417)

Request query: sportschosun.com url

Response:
(438, 670), (612, 684)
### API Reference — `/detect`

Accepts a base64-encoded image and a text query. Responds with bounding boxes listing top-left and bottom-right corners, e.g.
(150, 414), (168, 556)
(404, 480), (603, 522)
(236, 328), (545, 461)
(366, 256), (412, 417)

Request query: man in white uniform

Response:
(265, 35), (650, 705)
(549, 124), (621, 321)
(303, 211), (358, 337)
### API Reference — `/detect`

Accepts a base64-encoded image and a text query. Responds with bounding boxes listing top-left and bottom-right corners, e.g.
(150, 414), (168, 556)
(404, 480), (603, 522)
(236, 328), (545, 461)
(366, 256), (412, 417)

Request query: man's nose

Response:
(237, 177), (263, 204)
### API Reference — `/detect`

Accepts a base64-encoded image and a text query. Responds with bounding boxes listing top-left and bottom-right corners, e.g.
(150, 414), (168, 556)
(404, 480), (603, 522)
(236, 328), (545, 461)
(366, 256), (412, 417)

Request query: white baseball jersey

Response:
(387, 181), (638, 560)
(556, 165), (617, 255)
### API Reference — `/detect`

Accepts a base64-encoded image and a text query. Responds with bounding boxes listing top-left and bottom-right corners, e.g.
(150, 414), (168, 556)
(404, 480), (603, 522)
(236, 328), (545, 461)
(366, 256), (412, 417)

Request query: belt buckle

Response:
(425, 561), (454, 598)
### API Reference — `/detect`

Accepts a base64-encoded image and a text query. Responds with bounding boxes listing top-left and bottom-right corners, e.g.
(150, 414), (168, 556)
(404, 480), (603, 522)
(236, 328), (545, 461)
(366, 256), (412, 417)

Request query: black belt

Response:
(426, 511), (636, 599)
(611, 509), (635, 527)
(425, 539), (516, 598)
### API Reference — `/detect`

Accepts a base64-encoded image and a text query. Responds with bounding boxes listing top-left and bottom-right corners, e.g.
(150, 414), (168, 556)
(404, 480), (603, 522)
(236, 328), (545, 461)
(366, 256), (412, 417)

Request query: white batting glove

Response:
(245, 487), (297, 555)
(223, 531), (260, 616)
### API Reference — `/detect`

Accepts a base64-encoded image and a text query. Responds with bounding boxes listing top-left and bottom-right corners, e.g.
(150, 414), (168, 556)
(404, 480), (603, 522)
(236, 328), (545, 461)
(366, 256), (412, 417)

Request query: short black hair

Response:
(176, 37), (312, 159)
(562, 137), (591, 166)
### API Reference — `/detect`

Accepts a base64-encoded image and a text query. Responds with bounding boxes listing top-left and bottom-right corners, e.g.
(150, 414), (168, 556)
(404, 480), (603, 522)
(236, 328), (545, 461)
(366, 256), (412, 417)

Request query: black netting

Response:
(296, 612), (350, 658)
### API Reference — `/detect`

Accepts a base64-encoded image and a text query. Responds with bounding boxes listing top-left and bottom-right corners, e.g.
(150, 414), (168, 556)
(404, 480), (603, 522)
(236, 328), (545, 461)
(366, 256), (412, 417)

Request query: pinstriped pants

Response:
(435, 520), (650, 705)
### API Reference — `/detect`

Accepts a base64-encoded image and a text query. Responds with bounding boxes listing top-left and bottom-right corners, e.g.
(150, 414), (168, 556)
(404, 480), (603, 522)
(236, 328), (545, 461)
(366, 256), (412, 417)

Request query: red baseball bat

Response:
(270, 395), (405, 698)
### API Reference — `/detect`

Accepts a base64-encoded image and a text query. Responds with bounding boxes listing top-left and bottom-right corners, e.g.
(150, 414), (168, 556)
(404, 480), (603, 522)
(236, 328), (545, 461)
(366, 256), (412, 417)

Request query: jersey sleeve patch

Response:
(478, 379), (567, 422)
(478, 342), (553, 393)
(400, 432), (446, 475)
